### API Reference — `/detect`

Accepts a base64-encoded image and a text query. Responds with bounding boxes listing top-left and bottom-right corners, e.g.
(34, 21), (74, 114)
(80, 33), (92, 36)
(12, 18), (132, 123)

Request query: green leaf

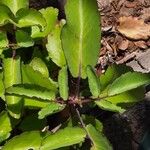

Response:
(40, 127), (86, 150)
(58, 66), (69, 101)
(46, 19), (66, 67)
(3, 57), (23, 119)
(100, 64), (132, 90)
(0, 0), (29, 15)
(0, 71), (4, 98)
(38, 103), (65, 119)
(95, 100), (125, 113)
(106, 87), (145, 105)
(0, 111), (12, 143)
(16, 30), (34, 47)
(0, 32), (8, 48)
(16, 8), (46, 29)
(19, 114), (46, 131)
(2, 131), (44, 150)
(0, 5), (16, 26)
(6, 84), (56, 100)
(22, 64), (57, 91)
(24, 98), (49, 108)
(86, 65), (100, 97)
(29, 57), (49, 78)
(108, 72), (150, 96)
(86, 124), (112, 150)
(61, 0), (100, 78)
(31, 7), (58, 38)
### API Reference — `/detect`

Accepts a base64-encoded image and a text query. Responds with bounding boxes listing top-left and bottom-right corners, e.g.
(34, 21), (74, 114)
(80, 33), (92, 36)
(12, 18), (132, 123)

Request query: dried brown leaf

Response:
(118, 39), (129, 51)
(117, 16), (150, 40)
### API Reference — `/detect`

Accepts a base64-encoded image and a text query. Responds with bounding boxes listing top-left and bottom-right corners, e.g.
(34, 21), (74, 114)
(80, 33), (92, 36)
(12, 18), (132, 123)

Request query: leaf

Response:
(6, 84), (56, 100)
(19, 114), (46, 131)
(86, 124), (112, 150)
(61, 0), (100, 78)
(100, 64), (132, 90)
(0, 0), (29, 15)
(0, 71), (4, 98)
(31, 7), (58, 38)
(38, 103), (65, 119)
(40, 127), (86, 150)
(0, 32), (8, 48)
(16, 30), (34, 47)
(24, 98), (49, 108)
(29, 57), (49, 78)
(2, 131), (44, 150)
(108, 72), (150, 96)
(95, 100), (125, 113)
(106, 87), (145, 105)
(22, 64), (58, 91)
(3, 57), (23, 119)
(0, 111), (12, 143)
(0, 5), (16, 26)
(86, 66), (100, 97)
(46, 19), (66, 67)
(16, 8), (46, 29)
(117, 16), (150, 40)
(58, 66), (69, 101)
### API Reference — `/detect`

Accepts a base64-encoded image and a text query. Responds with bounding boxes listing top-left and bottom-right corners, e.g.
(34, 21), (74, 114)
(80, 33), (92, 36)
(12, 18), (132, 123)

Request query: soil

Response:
(29, 0), (150, 149)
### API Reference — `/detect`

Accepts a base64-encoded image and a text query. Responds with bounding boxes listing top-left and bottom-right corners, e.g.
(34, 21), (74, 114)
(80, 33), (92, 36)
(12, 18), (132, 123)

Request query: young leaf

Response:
(38, 103), (65, 119)
(0, 71), (4, 98)
(0, 32), (8, 48)
(22, 64), (58, 91)
(31, 7), (58, 38)
(0, 0), (29, 15)
(0, 111), (12, 143)
(16, 30), (34, 47)
(61, 0), (100, 78)
(58, 66), (68, 101)
(3, 57), (23, 119)
(40, 127), (86, 150)
(2, 131), (43, 150)
(16, 8), (46, 29)
(108, 72), (150, 96)
(86, 65), (100, 97)
(46, 19), (66, 67)
(86, 124), (112, 150)
(95, 100), (125, 113)
(6, 84), (56, 100)
(0, 5), (16, 26)
(100, 64), (132, 90)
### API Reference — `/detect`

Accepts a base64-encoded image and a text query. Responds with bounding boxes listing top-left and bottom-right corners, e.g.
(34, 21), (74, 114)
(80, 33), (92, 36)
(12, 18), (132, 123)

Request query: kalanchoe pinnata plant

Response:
(0, 0), (149, 149)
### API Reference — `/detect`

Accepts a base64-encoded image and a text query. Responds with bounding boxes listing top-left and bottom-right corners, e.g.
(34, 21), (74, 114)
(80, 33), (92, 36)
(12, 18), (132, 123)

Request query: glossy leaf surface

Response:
(31, 7), (58, 38)
(22, 64), (57, 91)
(61, 0), (100, 78)
(16, 30), (34, 47)
(2, 131), (43, 150)
(108, 72), (150, 96)
(38, 103), (65, 119)
(86, 65), (100, 97)
(3, 57), (23, 119)
(6, 84), (56, 100)
(86, 124), (112, 150)
(0, 111), (12, 143)
(58, 66), (68, 100)
(46, 19), (66, 67)
(40, 127), (86, 150)
(16, 8), (46, 29)
(0, 0), (29, 15)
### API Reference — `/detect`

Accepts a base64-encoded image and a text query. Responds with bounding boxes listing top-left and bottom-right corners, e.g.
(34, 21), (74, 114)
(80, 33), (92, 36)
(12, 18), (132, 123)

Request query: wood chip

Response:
(118, 39), (129, 50)
(117, 16), (150, 40)
(134, 41), (148, 49)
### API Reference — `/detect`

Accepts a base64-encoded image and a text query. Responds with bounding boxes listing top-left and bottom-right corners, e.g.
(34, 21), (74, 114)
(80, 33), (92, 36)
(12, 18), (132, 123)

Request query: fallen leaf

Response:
(134, 41), (148, 49)
(118, 39), (129, 50)
(117, 16), (150, 40)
